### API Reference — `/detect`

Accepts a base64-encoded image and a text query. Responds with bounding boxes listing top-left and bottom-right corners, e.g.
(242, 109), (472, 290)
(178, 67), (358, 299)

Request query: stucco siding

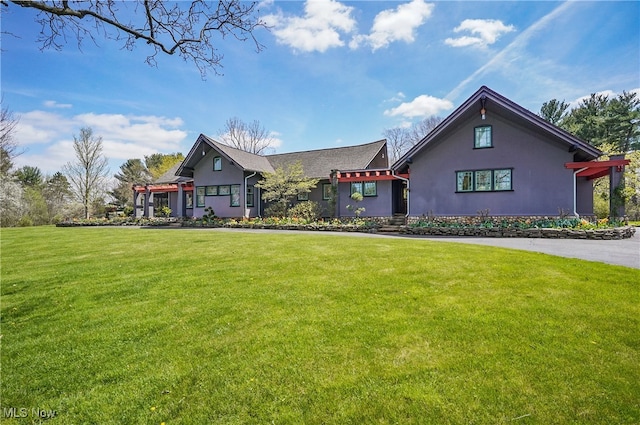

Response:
(408, 113), (581, 216)
(338, 180), (393, 217)
(193, 149), (247, 218)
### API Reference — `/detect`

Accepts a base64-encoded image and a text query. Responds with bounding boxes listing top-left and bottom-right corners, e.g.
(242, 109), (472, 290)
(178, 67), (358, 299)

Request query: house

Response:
(134, 134), (389, 218)
(134, 86), (629, 220)
(391, 85), (607, 218)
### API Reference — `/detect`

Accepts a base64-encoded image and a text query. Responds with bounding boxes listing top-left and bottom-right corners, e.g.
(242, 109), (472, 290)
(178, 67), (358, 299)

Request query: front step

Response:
(378, 225), (403, 233)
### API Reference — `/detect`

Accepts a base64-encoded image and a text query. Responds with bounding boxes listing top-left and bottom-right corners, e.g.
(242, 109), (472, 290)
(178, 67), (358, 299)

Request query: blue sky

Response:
(2, 0), (639, 175)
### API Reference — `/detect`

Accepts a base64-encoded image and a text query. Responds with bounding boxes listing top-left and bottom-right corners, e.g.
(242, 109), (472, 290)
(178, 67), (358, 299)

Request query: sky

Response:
(2, 0), (639, 176)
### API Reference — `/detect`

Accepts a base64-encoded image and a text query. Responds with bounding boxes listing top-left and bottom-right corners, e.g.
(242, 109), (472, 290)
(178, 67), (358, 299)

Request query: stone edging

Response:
(401, 226), (636, 240)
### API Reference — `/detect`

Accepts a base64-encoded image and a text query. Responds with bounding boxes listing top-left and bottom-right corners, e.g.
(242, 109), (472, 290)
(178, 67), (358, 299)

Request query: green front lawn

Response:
(1, 227), (638, 424)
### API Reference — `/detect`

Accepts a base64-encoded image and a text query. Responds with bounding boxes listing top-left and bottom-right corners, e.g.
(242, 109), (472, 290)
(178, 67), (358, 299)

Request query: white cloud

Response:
(569, 87), (640, 109)
(445, 19), (515, 48)
(350, 0), (434, 50)
(264, 0), (356, 53)
(43, 100), (73, 108)
(384, 94), (453, 118)
(13, 111), (188, 174)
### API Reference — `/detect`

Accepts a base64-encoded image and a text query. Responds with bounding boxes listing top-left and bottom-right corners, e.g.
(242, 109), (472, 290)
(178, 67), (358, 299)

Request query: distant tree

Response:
(542, 91), (639, 152)
(539, 99), (570, 126)
(14, 165), (43, 187)
(218, 117), (276, 155)
(111, 158), (153, 207)
(0, 177), (24, 227)
(42, 172), (73, 222)
(63, 127), (110, 219)
(5, 0), (267, 78)
(383, 116), (442, 163)
(145, 152), (184, 180)
(1, 98), (21, 175)
(256, 161), (319, 217)
(409, 116), (443, 144)
(383, 127), (410, 164)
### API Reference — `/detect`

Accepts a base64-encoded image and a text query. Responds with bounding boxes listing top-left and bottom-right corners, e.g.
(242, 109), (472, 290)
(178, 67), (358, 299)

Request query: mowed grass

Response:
(1, 227), (638, 424)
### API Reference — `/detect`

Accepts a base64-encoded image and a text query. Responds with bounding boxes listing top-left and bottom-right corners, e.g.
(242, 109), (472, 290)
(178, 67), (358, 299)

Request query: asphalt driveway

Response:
(401, 230), (640, 269)
(210, 227), (640, 269)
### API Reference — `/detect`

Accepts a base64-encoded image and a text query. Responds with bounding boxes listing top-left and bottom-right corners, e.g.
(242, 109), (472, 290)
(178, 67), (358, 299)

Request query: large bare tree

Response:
(63, 127), (110, 219)
(218, 117), (276, 155)
(1, 97), (21, 175)
(4, 1), (267, 78)
(383, 116), (443, 163)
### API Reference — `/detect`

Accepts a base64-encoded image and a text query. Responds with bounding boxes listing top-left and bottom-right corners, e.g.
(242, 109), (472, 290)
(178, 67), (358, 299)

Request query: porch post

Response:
(176, 184), (184, 218)
(609, 154), (626, 219)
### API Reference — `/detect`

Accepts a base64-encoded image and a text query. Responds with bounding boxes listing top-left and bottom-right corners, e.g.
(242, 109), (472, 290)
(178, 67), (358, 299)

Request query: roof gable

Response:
(392, 86), (601, 169)
(176, 134), (274, 177)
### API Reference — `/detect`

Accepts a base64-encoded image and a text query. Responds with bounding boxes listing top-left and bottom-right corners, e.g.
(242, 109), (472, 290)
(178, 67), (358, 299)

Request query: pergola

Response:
(565, 157), (630, 217)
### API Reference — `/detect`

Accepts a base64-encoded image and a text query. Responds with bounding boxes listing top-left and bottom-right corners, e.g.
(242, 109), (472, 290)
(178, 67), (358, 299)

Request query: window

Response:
(213, 156), (222, 171)
(456, 169), (512, 193)
(351, 182), (363, 195)
(323, 183), (333, 200)
(297, 192), (309, 201)
(205, 185), (218, 196)
(230, 185), (240, 207)
(493, 169), (512, 191)
(474, 170), (492, 191)
(363, 181), (377, 197)
(457, 171), (473, 192)
(196, 186), (205, 207)
(185, 192), (193, 209)
(246, 185), (254, 207)
(218, 185), (230, 196)
(474, 126), (492, 148)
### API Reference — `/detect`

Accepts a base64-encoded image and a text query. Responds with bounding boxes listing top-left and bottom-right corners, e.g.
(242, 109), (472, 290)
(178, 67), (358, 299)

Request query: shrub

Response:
(288, 201), (322, 223)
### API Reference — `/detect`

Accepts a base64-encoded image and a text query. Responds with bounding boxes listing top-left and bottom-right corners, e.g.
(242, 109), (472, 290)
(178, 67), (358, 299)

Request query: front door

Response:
(392, 180), (407, 215)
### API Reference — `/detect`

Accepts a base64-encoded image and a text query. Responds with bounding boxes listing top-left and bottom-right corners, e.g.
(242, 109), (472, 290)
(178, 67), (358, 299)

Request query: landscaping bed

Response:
(56, 216), (636, 239)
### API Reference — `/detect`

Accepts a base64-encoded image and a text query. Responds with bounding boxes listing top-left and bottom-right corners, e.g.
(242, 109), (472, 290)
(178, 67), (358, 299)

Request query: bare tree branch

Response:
(7, 0), (267, 78)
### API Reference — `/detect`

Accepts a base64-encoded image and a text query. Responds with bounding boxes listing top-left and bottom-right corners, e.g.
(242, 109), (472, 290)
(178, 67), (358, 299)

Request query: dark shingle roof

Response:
(266, 140), (387, 179)
(203, 135), (274, 173)
(154, 162), (191, 184)
(176, 134), (387, 179)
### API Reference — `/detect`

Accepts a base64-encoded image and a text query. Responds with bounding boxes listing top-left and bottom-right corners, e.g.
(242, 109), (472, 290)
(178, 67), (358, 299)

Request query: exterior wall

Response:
(576, 177), (594, 216)
(368, 145), (389, 169)
(283, 179), (334, 217)
(408, 113), (585, 216)
(337, 180), (393, 217)
(193, 149), (247, 218)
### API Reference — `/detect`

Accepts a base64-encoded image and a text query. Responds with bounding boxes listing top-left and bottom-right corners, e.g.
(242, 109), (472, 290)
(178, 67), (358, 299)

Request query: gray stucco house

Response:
(134, 86), (628, 220)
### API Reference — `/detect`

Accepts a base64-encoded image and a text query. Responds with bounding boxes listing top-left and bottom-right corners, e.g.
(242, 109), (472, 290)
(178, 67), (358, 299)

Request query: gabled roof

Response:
(177, 134), (274, 177)
(154, 162), (191, 184)
(267, 139), (387, 179)
(176, 135), (387, 180)
(392, 86), (602, 170)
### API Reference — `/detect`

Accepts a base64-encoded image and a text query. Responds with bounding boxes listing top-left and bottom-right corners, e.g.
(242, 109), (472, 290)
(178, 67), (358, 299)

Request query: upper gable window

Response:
(213, 156), (222, 171)
(474, 126), (492, 149)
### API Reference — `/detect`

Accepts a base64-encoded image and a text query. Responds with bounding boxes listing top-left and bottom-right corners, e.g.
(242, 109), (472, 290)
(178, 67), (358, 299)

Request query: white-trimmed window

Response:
(297, 192), (309, 201)
(474, 126), (492, 148)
